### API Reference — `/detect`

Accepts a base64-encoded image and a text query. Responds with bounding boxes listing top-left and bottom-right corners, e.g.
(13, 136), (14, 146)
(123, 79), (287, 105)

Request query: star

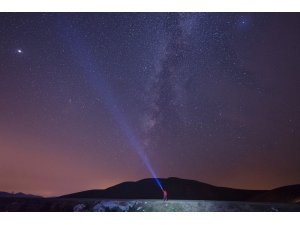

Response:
(16, 49), (23, 54)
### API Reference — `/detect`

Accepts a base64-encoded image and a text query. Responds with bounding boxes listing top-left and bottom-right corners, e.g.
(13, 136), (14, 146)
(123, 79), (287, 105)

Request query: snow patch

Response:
(73, 203), (86, 212)
(92, 201), (136, 212)
(93, 203), (105, 212)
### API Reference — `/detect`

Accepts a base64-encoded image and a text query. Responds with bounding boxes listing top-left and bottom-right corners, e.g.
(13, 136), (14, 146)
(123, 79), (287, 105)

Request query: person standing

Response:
(163, 189), (168, 201)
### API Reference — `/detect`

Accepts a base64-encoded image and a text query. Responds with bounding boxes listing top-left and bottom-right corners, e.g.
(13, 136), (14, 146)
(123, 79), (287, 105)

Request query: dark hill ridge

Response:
(251, 184), (300, 203)
(59, 177), (300, 203)
(0, 191), (42, 198)
(60, 177), (300, 203)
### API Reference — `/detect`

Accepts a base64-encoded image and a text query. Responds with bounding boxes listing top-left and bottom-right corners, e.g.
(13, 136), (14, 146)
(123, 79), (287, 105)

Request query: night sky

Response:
(0, 13), (299, 197)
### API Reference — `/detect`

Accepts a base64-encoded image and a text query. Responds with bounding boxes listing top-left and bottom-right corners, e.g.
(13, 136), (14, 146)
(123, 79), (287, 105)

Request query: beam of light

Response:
(57, 18), (163, 191)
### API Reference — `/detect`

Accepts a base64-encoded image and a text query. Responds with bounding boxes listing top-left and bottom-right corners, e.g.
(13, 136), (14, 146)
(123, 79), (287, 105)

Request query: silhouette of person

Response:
(163, 189), (168, 201)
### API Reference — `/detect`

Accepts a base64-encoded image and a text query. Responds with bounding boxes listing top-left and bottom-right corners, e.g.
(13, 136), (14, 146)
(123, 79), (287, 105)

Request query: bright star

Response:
(16, 49), (23, 54)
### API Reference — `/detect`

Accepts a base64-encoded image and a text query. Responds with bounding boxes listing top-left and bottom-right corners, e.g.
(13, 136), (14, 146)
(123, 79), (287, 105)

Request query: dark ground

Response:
(0, 197), (299, 212)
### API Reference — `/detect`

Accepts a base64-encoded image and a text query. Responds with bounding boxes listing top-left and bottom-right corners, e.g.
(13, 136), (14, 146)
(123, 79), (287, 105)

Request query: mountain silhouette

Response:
(250, 184), (300, 203)
(59, 177), (300, 203)
(58, 177), (298, 202)
(2, 178), (298, 203)
(0, 191), (42, 198)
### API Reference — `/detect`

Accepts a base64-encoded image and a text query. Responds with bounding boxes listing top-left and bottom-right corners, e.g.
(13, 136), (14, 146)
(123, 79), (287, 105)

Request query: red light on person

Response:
(163, 189), (168, 201)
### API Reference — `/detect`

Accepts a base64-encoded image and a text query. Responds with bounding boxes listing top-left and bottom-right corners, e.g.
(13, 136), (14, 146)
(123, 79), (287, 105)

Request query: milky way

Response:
(0, 13), (299, 196)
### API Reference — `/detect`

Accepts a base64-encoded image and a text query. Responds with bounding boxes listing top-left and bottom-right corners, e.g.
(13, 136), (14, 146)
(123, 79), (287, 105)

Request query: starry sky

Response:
(0, 13), (299, 197)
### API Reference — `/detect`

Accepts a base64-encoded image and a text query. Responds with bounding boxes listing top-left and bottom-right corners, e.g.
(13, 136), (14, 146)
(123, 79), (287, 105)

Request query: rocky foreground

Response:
(0, 197), (299, 212)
